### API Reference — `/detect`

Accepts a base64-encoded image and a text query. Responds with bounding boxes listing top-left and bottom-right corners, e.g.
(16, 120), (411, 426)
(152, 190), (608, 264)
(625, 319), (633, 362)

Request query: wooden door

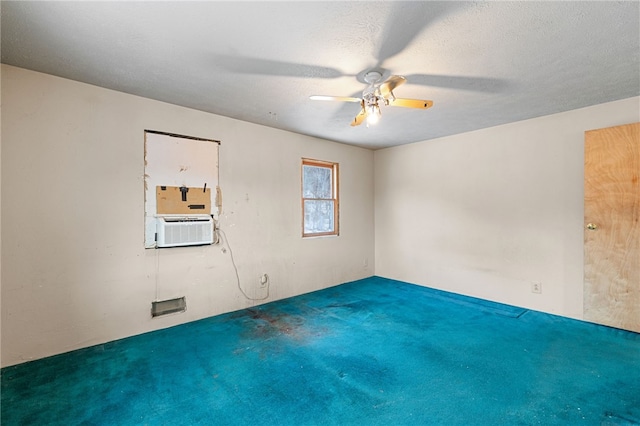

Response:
(584, 122), (639, 333)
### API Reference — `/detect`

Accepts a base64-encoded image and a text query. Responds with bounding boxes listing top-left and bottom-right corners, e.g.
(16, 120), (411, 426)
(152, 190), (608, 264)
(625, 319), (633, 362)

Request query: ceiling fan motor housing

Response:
(363, 71), (383, 85)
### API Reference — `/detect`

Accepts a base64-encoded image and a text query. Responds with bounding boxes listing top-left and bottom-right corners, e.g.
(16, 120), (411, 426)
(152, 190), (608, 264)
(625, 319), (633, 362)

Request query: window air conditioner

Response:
(156, 216), (214, 248)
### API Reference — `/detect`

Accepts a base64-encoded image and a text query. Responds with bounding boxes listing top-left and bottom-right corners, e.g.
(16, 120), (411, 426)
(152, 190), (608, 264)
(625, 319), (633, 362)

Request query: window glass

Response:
(304, 200), (335, 234)
(303, 165), (332, 199)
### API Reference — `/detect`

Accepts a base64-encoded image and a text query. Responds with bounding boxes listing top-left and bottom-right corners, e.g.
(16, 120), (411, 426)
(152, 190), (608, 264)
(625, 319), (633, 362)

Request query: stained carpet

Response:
(2, 276), (639, 425)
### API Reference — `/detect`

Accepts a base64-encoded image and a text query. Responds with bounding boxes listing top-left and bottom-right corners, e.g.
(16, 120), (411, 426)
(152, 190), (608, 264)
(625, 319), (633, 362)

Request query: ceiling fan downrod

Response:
(362, 71), (384, 126)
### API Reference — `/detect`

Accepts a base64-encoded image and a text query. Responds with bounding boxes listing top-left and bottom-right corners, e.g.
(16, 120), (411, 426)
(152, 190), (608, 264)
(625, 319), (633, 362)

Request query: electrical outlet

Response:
(531, 281), (542, 294)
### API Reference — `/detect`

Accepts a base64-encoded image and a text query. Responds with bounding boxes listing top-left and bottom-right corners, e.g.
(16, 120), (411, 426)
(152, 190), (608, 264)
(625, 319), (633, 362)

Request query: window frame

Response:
(301, 158), (339, 238)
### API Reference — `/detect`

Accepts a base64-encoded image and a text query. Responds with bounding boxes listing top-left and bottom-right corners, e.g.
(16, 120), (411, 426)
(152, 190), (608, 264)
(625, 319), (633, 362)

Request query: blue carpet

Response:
(2, 276), (640, 425)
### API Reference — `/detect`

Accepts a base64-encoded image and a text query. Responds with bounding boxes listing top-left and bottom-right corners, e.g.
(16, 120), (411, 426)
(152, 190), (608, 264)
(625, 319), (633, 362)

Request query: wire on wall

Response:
(154, 247), (160, 302)
(216, 226), (270, 301)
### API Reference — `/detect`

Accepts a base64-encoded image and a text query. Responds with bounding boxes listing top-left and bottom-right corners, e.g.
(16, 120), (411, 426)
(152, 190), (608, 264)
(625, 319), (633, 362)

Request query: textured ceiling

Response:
(2, 1), (639, 149)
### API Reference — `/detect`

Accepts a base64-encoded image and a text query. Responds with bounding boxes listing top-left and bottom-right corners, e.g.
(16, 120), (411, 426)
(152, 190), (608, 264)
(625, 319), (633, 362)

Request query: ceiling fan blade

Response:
(351, 102), (368, 127)
(212, 53), (346, 79)
(375, 2), (466, 66)
(388, 98), (434, 109)
(405, 74), (510, 93)
(310, 95), (362, 103)
(379, 75), (406, 98)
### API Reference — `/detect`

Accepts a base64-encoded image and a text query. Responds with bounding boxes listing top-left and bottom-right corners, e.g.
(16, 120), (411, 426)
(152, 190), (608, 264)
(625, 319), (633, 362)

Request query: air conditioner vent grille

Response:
(156, 217), (214, 248)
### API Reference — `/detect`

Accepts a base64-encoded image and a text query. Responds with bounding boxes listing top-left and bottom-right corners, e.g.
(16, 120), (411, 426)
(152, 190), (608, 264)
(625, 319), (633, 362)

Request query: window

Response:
(302, 158), (339, 237)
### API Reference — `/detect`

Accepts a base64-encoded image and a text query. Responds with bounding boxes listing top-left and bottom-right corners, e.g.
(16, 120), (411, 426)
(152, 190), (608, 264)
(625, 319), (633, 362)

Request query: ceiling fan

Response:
(310, 71), (433, 127)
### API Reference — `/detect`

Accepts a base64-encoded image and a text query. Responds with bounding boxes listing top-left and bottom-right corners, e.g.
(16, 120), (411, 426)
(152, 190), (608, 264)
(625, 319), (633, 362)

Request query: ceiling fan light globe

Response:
(366, 104), (381, 125)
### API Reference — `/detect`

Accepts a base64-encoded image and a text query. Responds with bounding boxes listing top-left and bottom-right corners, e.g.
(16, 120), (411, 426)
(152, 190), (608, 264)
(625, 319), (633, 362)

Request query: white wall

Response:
(375, 97), (639, 320)
(3, 63), (637, 367)
(1, 65), (374, 367)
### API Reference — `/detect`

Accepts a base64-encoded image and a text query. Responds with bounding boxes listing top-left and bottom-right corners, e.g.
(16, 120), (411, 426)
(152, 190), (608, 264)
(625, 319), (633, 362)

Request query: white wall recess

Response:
(144, 131), (219, 248)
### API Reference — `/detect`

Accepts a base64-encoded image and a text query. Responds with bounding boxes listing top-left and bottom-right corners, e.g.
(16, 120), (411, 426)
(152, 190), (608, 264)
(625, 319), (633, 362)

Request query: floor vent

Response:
(152, 297), (186, 317)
